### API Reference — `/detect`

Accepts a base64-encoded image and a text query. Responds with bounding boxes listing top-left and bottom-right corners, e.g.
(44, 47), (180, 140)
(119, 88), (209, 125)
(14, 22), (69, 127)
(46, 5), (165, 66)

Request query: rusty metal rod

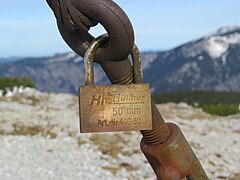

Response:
(86, 35), (208, 179)
(100, 53), (169, 145)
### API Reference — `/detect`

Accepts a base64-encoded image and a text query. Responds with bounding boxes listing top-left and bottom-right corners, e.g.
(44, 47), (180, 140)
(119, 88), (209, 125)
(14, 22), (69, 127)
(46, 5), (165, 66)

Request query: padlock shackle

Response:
(84, 34), (108, 85)
(132, 45), (143, 84)
(84, 34), (143, 85)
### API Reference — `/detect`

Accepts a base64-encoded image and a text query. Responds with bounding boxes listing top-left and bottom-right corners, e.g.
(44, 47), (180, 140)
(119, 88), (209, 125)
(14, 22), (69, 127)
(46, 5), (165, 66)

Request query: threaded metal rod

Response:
(100, 60), (169, 145)
(141, 100), (169, 144)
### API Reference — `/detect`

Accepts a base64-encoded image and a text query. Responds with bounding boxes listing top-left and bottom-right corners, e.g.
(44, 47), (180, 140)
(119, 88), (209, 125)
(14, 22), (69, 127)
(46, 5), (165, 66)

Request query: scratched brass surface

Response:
(79, 84), (152, 133)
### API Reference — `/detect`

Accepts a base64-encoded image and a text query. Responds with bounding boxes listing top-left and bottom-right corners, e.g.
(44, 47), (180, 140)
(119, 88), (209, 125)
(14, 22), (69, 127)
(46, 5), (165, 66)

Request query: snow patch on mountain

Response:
(221, 52), (229, 65)
(198, 55), (204, 61)
(206, 36), (229, 58)
(182, 25), (240, 61)
(73, 56), (83, 63)
(206, 33), (240, 59)
(141, 53), (158, 70)
(47, 52), (77, 63)
(206, 25), (240, 37)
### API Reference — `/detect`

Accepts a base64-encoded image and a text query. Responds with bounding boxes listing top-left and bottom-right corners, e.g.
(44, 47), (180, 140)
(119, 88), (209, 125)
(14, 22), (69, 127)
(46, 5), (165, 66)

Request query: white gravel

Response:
(0, 91), (240, 180)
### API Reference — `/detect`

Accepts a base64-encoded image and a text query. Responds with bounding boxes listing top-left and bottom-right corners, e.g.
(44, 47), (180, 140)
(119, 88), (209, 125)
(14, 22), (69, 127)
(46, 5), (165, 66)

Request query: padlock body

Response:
(79, 84), (152, 133)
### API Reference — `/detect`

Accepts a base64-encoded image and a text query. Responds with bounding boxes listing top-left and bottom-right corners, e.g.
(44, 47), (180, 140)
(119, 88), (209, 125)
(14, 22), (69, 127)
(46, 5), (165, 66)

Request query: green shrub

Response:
(153, 91), (240, 116)
(202, 104), (240, 116)
(153, 91), (240, 106)
(0, 76), (35, 94)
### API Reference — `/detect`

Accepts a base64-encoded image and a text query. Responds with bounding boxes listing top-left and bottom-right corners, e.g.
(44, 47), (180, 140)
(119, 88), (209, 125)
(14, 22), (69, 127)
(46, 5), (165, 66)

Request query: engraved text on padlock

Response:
(79, 35), (152, 133)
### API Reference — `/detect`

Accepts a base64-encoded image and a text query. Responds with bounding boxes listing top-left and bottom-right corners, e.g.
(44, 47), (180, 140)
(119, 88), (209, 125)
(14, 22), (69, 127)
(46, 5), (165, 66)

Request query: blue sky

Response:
(0, 0), (239, 57)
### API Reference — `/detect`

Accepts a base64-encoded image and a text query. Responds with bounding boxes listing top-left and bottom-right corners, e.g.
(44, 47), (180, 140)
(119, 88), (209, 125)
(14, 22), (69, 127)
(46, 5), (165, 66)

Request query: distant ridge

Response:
(0, 57), (22, 64)
(0, 25), (240, 94)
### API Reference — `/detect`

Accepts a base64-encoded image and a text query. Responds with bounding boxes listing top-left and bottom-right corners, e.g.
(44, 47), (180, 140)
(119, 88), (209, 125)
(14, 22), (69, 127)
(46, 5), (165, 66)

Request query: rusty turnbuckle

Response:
(47, 0), (208, 179)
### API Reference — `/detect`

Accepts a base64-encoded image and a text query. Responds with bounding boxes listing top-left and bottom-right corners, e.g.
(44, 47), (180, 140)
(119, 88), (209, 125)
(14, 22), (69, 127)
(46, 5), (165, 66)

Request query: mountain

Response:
(143, 25), (240, 93)
(0, 53), (109, 93)
(0, 25), (240, 94)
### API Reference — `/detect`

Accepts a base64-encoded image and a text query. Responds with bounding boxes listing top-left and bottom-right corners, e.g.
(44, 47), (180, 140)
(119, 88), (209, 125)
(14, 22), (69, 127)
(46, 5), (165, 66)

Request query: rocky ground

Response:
(0, 90), (239, 180)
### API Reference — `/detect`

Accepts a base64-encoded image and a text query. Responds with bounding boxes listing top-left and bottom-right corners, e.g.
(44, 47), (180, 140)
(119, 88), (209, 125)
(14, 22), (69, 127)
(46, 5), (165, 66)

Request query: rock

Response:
(0, 91), (239, 179)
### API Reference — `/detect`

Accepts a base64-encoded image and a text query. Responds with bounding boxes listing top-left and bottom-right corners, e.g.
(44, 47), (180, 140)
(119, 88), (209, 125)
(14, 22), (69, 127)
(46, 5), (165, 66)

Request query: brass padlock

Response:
(79, 35), (152, 133)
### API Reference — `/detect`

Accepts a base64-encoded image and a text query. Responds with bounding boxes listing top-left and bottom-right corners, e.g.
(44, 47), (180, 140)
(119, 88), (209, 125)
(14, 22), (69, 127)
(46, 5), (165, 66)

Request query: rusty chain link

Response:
(47, 0), (134, 62)
(46, 0), (97, 32)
